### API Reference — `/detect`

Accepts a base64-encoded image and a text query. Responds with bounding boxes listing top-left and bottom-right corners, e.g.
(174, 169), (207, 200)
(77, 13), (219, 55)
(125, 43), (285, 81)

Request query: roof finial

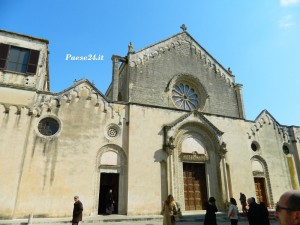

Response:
(128, 42), (134, 53)
(227, 67), (232, 74)
(180, 24), (187, 32)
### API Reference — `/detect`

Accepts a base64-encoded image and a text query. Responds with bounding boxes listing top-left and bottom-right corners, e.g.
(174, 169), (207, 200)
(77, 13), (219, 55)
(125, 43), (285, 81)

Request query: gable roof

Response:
(129, 31), (235, 84)
(56, 78), (109, 102)
(255, 109), (281, 126)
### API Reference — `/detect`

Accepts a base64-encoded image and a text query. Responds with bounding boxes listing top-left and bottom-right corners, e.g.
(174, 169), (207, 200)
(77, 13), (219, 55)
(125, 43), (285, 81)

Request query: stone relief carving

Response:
(180, 151), (209, 162)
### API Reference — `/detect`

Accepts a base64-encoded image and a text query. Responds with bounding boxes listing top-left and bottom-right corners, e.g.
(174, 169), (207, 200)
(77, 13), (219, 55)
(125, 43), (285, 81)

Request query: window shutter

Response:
(26, 50), (40, 74)
(0, 43), (9, 69)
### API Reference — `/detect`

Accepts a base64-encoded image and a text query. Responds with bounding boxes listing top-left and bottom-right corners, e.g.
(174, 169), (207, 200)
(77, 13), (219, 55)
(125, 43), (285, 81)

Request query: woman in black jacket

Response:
(204, 197), (218, 225)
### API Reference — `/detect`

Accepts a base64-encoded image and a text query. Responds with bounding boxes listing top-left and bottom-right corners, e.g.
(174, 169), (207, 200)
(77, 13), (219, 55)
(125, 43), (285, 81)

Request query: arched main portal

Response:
(164, 114), (228, 212)
(93, 144), (128, 215)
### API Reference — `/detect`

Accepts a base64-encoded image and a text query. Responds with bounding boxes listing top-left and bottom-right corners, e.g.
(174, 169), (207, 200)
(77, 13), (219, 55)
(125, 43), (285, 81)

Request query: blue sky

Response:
(1, 0), (299, 126)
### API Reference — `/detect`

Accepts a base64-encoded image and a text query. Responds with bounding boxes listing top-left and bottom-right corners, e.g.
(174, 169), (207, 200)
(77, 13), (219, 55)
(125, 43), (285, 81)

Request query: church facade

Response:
(0, 27), (299, 219)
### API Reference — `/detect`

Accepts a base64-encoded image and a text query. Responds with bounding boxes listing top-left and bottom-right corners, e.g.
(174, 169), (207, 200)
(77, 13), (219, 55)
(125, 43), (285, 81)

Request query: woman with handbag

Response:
(228, 197), (239, 225)
(162, 194), (178, 225)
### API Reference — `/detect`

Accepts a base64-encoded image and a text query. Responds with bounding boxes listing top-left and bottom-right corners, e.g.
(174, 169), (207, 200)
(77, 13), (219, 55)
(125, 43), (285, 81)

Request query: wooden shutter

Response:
(0, 43), (9, 69)
(26, 50), (40, 74)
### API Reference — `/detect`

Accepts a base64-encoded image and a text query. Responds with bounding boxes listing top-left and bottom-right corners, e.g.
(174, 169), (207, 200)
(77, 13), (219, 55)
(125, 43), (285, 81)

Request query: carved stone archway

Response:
(163, 111), (229, 211)
(251, 155), (274, 207)
(93, 144), (128, 215)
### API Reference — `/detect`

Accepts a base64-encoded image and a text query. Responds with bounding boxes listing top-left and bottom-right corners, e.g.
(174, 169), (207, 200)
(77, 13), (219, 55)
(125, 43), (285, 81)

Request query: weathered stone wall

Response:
(0, 82), (128, 218)
(207, 113), (295, 207)
(127, 39), (240, 118)
(0, 105), (34, 218)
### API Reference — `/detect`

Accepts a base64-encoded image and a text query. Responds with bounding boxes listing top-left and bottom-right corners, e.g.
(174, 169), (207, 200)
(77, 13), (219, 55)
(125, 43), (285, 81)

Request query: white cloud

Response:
(279, 15), (295, 27)
(280, 0), (300, 6)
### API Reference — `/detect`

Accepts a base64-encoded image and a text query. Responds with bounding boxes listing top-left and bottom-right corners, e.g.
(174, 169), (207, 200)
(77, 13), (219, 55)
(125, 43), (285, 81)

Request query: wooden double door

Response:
(183, 163), (207, 210)
(254, 177), (268, 206)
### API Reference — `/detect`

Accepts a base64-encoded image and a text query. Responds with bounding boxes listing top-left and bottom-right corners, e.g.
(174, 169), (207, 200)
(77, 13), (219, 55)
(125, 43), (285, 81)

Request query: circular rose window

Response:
(172, 83), (199, 110)
(107, 127), (118, 138)
(38, 117), (60, 136)
(104, 124), (120, 140)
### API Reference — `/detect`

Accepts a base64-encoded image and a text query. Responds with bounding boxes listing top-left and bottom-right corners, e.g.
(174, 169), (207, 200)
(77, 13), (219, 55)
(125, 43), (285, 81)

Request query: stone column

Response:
(221, 157), (230, 201)
(166, 136), (175, 195)
(234, 84), (245, 119)
(290, 127), (300, 187)
(111, 55), (120, 101)
(218, 142), (229, 206)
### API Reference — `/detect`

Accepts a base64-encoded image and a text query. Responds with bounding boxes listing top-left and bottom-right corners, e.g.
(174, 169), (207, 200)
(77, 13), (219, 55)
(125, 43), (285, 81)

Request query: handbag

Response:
(174, 214), (179, 221)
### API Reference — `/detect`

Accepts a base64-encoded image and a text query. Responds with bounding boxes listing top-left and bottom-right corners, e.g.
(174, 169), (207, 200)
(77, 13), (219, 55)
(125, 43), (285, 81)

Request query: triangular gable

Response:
(247, 110), (290, 141)
(129, 31), (234, 84)
(163, 111), (226, 157)
(56, 78), (109, 102)
(31, 78), (110, 116)
(254, 109), (281, 126)
(164, 110), (223, 136)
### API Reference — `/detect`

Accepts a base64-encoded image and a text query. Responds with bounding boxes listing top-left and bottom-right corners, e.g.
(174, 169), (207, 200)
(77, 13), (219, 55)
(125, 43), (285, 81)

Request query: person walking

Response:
(239, 193), (247, 217)
(105, 189), (114, 215)
(228, 197), (239, 225)
(71, 195), (83, 225)
(162, 194), (178, 225)
(247, 197), (264, 225)
(204, 197), (218, 225)
(259, 202), (270, 225)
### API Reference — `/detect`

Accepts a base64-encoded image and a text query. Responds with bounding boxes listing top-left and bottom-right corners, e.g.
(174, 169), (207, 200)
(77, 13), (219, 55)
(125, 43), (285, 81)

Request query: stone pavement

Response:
(0, 212), (279, 225)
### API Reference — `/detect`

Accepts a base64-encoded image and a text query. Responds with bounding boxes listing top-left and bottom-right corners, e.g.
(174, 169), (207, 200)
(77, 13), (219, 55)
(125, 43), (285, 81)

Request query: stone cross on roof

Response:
(180, 24), (187, 32)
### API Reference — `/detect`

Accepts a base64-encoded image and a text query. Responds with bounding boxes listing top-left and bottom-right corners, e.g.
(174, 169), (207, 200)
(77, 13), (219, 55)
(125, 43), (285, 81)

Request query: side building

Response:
(0, 28), (299, 219)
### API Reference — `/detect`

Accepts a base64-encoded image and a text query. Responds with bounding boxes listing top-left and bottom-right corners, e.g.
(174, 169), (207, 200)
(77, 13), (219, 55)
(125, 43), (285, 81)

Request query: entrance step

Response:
(0, 210), (277, 225)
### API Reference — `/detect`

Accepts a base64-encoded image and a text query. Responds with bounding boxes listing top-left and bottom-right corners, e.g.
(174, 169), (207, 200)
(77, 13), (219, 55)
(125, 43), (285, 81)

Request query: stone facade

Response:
(0, 28), (299, 219)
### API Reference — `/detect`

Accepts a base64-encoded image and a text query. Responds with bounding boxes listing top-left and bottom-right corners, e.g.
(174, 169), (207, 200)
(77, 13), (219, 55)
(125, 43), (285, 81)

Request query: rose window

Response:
(107, 127), (118, 138)
(172, 83), (199, 110)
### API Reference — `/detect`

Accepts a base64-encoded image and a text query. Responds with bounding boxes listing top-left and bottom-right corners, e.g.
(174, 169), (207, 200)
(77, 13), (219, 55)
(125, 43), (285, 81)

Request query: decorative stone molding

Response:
(180, 151), (209, 162)
(164, 136), (176, 155)
(218, 142), (227, 159)
(252, 171), (264, 177)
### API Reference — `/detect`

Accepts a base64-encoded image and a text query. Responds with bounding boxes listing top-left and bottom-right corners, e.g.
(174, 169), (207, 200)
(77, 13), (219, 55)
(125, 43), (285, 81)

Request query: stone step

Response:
(0, 210), (277, 225)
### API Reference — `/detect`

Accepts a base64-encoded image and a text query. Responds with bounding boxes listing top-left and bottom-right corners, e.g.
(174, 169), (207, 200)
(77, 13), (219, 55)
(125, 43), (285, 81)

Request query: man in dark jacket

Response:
(247, 197), (264, 225)
(72, 195), (83, 225)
